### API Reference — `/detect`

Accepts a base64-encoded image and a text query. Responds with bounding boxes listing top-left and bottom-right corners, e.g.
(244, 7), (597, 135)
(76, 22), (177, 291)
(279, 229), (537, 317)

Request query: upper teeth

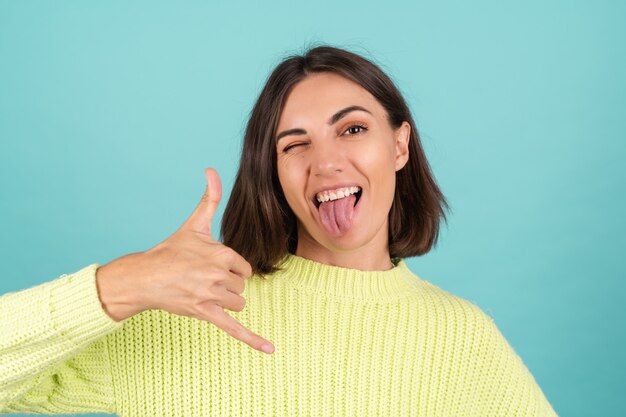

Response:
(316, 186), (361, 203)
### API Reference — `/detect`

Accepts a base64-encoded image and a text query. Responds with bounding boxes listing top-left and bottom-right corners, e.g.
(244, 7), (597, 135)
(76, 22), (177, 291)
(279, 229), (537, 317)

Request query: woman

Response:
(0, 45), (558, 416)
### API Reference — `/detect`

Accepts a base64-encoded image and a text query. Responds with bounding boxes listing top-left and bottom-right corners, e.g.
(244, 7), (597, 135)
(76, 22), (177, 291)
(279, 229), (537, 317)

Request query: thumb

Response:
(184, 167), (222, 237)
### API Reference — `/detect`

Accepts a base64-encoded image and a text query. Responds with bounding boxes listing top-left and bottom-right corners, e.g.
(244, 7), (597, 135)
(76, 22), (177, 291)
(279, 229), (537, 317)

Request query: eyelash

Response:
(282, 124), (368, 152)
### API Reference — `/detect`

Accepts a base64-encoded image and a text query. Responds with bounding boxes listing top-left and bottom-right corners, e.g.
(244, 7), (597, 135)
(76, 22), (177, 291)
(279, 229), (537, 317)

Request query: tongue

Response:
(318, 194), (357, 235)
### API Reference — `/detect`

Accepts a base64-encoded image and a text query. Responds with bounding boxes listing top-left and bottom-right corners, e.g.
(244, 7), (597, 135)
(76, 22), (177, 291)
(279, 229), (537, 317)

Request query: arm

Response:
(0, 264), (123, 414)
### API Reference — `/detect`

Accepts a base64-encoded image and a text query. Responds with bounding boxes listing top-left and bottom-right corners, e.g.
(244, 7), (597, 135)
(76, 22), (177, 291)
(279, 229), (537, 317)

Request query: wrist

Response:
(95, 253), (146, 322)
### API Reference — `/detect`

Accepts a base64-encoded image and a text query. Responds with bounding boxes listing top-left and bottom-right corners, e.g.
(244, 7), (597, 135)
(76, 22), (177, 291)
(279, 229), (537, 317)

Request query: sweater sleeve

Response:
(0, 263), (124, 414)
(469, 308), (560, 417)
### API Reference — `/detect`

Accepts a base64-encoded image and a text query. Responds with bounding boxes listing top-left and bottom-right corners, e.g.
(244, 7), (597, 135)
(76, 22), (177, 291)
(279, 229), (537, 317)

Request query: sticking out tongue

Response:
(318, 194), (357, 236)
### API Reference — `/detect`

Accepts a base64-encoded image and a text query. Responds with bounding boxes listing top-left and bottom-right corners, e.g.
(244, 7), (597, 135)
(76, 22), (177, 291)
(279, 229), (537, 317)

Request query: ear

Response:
(394, 121), (411, 171)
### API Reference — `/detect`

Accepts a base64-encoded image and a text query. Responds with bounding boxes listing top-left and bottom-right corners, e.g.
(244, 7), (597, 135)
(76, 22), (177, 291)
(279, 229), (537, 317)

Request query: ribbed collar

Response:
(274, 253), (420, 301)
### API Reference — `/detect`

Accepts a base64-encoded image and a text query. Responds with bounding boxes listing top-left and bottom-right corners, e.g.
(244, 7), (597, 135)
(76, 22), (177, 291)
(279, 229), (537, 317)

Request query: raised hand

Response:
(95, 168), (275, 354)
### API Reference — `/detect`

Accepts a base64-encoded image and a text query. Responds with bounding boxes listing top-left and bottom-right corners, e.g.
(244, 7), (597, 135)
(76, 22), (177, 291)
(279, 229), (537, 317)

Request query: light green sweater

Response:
(0, 254), (558, 416)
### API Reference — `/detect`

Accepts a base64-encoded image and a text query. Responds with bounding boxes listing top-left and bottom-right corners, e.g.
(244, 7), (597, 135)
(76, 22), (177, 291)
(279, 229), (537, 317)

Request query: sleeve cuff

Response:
(49, 263), (123, 347)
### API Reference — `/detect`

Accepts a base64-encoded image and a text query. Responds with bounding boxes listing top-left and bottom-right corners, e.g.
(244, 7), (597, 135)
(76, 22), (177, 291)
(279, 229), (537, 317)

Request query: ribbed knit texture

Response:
(1, 254), (559, 416)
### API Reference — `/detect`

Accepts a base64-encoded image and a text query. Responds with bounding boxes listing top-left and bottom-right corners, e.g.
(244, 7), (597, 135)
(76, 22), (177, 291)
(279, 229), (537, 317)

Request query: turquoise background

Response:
(1, 1), (624, 416)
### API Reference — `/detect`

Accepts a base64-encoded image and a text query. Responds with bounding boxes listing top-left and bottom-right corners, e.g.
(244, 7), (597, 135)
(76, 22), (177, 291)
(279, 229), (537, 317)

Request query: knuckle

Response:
(234, 280), (246, 294)
(191, 306), (210, 322)
(195, 287), (215, 303)
(234, 297), (246, 311)
(244, 262), (253, 277)
(222, 248), (238, 263)
(202, 267), (227, 286)
(194, 300), (219, 318)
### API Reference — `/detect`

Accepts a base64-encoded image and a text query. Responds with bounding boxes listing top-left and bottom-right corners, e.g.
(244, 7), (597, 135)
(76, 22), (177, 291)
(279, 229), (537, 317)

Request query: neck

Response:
(294, 225), (394, 271)
(276, 254), (413, 301)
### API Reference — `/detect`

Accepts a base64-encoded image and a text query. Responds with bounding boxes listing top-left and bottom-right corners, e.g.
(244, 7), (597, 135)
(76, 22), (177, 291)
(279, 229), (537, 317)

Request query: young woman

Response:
(0, 45), (559, 416)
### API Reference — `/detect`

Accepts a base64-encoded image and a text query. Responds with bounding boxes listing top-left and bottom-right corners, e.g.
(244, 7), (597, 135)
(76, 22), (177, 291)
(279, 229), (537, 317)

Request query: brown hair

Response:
(220, 43), (451, 276)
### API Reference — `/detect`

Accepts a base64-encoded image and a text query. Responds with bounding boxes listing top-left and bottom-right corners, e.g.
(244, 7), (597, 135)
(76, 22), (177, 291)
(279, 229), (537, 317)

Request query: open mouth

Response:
(313, 189), (362, 209)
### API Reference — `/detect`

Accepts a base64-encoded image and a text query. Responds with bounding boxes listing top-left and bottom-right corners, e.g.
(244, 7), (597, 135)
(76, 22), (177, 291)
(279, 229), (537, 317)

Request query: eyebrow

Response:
(275, 105), (372, 142)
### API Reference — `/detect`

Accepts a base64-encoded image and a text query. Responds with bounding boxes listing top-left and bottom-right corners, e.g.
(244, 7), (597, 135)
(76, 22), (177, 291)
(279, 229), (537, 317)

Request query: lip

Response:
(310, 183), (362, 206)
(309, 185), (364, 233)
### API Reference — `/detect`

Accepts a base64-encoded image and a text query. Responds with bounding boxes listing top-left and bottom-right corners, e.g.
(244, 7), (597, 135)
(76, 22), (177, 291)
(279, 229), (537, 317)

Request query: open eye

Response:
(344, 124), (368, 135)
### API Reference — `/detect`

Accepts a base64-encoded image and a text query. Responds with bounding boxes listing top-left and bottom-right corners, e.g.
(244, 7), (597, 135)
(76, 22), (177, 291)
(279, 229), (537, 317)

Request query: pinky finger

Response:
(204, 304), (275, 354)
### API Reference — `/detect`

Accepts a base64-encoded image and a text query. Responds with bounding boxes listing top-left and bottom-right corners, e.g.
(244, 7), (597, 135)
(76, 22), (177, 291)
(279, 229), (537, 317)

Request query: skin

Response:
(275, 72), (411, 271)
(94, 72), (411, 355)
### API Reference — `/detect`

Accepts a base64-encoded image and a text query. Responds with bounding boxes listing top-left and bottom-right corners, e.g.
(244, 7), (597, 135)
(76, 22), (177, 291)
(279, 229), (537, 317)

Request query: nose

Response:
(311, 139), (345, 177)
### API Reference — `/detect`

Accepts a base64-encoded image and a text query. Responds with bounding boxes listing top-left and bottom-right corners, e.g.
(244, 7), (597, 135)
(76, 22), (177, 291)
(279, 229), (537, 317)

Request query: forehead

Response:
(277, 72), (383, 127)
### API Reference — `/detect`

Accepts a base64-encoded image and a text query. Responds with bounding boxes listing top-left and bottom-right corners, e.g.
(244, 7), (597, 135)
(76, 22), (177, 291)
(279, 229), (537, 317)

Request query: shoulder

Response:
(410, 281), (559, 415)
(414, 276), (536, 378)
(406, 272), (518, 357)
(411, 274), (496, 325)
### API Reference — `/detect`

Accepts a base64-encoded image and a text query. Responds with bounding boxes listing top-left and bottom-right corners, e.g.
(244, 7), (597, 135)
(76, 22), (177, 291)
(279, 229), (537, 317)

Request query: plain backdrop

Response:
(1, 1), (625, 416)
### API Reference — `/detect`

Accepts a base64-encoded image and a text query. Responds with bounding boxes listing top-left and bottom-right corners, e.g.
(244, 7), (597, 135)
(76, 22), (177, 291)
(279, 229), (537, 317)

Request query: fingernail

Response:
(261, 343), (274, 354)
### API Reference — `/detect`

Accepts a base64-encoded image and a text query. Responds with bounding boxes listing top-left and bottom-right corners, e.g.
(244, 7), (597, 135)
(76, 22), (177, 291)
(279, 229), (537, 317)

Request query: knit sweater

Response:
(0, 254), (558, 417)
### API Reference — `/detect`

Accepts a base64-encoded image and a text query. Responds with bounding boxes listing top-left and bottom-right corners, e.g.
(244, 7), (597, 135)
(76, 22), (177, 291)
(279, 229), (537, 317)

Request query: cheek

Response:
(358, 132), (396, 162)
(355, 140), (397, 212)
(358, 139), (397, 182)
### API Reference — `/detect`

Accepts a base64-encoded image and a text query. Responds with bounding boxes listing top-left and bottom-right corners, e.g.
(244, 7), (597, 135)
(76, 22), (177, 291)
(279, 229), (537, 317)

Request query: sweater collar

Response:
(274, 253), (420, 301)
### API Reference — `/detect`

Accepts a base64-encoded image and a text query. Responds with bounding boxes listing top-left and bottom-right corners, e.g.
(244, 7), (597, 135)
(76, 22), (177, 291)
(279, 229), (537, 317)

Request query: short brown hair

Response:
(221, 43), (451, 276)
